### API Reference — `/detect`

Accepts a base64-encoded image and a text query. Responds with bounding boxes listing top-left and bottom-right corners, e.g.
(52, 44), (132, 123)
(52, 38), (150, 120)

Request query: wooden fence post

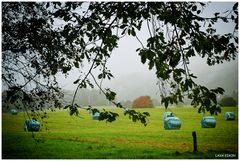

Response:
(192, 131), (198, 153)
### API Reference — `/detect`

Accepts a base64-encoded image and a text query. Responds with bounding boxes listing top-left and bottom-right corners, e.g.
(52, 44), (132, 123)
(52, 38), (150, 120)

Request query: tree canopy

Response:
(132, 96), (154, 108)
(2, 2), (238, 125)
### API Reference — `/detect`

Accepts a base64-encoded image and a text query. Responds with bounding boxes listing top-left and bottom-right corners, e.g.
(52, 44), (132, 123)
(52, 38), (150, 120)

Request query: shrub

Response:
(220, 97), (237, 107)
(132, 96), (154, 108)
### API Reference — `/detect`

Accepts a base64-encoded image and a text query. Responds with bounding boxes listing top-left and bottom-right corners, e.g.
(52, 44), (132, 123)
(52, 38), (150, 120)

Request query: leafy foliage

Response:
(2, 2), (238, 126)
(124, 109), (150, 126)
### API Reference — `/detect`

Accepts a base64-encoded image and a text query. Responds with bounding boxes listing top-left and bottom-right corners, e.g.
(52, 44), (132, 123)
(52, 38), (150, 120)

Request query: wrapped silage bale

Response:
(91, 112), (100, 120)
(24, 119), (40, 132)
(123, 108), (129, 114)
(224, 112), (235, 120)
(164, 117), (181, 130)
(10, 108), (18, 115)
(201, 116), (216, 128)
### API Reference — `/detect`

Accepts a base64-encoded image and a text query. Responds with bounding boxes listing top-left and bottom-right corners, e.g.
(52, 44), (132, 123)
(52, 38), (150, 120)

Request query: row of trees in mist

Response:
(64, 89), (238, 108)
(2, 88), (237, 113)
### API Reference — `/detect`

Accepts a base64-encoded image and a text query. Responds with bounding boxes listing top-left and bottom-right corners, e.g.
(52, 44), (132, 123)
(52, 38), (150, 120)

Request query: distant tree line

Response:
(63, 89), (114, 107)
(220, 97), (237, 106)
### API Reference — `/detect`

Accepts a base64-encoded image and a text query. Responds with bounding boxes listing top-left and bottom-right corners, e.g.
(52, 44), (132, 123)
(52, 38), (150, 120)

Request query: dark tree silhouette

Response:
(2, 2), (238, 125)
(220, 97), (237, 107)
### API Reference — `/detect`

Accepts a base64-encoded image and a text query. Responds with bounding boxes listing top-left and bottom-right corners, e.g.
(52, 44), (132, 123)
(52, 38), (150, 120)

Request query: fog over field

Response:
(57, 2), (238, 102)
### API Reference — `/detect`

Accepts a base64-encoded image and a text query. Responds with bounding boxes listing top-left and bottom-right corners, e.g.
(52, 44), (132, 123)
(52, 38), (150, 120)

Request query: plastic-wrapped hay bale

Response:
(224, 112), (235, 120)
(92, 112), (100, 120)
(24, 119), (40, 132)
(123, 108), (129, 114)
(201, 116), (216, 128)
(10, 108), (18, 115)
(163, 112), (174, 120)
(164, 117), (181, 130)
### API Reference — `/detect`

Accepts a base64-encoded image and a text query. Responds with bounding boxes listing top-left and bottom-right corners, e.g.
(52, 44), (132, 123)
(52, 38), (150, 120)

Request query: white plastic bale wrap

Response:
(201, 116), (216, 128)
(24, 119), (40, 132)
(92, 112), (100, 120)
(224, 112), (235, 120)
(10, 108), (18, 115)
(164, 117), (181, 130)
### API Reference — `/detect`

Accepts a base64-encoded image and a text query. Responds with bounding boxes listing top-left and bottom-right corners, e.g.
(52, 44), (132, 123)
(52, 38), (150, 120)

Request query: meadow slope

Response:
(2, 107), (238, 159)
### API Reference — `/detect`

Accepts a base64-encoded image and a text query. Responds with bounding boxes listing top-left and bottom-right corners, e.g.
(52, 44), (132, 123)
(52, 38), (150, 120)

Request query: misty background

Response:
(57, 2), (238, 106)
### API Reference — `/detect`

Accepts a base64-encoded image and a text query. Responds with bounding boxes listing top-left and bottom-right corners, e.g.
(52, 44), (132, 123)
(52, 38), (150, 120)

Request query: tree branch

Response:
(71, 15), (118, 107)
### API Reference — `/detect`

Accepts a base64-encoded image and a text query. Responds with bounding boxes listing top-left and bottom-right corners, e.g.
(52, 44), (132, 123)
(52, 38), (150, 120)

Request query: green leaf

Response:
(233, 2), (238, 11)
(214, 12), (220, 17)
(73, 79), (80, 84)
(148, 60), (154, 70)
(87, 23), (93, 31)
(189, 74), (197, 79)
(46, 2), (50, 8)
(143, 112), (150, 116)
(209, 93), (217, 104)
(62, 66), (70, 73)
(215, 87), (225, 94)
(73, 61), (79, 68)
(131, 28), (136, 36)
(127, 28), (131, 35)
(164, 100), (169, 109)
(169, 52), (181, 68)
(186, 49), (195, 57)
(64, 105), (71, 109)
(105, 90), (116, 101)
(98, 73), (103, 79)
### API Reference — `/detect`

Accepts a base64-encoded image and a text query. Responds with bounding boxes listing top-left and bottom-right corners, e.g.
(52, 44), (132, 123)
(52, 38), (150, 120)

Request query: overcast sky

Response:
(57, 2), (238, 101)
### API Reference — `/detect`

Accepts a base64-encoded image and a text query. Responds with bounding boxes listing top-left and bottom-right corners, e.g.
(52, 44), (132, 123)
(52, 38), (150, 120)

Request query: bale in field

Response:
(123, 108), (129, 114)
(10, 108), (18, 115)
(201, 116), (216, 128)
(24, 119), (40, 132)
(164, 117), (181, 130)
(224, 112), (235, 120)
(91, 112), (100, 120)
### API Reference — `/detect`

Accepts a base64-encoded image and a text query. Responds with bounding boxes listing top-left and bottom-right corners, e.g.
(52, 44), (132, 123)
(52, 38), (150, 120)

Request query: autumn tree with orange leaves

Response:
(132, 96), (154, 108)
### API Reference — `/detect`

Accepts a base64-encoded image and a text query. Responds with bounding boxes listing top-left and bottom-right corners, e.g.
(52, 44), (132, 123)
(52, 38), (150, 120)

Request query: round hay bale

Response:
(201, 116), (216, 128)
(224, 112), (235, 120)
(24, 119), (40, 132)
(123, 108), (129, 114)
(10, 108), (18, 115)
(91, 112), (100, 120)
(164, 117), (181, 130)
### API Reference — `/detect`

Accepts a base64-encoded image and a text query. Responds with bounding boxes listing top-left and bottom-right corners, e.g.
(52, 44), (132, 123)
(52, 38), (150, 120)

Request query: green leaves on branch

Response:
(124, 109), (150, 126)
(98, 70), (114, 80)
(64, 104), (80, 116)
(105, 89), (116, 101)
(64, 105), (150, 126)
(169, 51), (181, 68)
(87, 107), (119, 123)
(98, 109), (119, 123)
(189, 86), (224, 115)
(3, 2), (237, 123)
(160, 74), (225, 115)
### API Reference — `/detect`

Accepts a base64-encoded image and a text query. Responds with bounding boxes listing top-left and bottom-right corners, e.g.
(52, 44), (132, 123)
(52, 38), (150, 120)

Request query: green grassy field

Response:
(2, 107), (238, 159)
